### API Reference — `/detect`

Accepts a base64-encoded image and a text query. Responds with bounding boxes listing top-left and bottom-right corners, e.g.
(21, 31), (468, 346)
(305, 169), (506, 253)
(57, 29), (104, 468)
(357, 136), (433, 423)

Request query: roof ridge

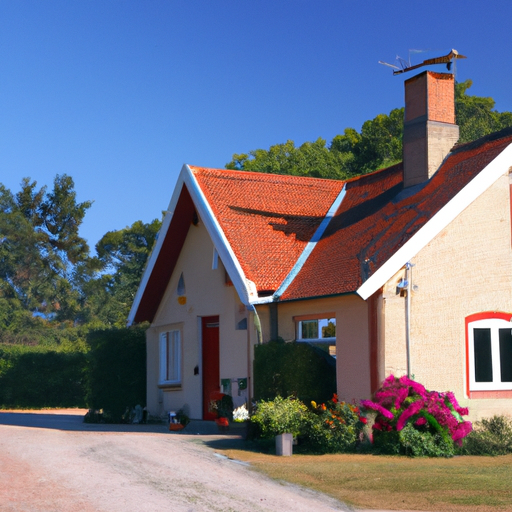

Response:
(451, 125), (512, 155)
(189, 165), (349, 186)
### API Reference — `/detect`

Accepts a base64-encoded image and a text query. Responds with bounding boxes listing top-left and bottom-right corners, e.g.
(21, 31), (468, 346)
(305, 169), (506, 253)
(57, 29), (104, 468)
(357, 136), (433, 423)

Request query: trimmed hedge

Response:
(0, 344), (87, 408)
(253, 339), (336, 405)
(85, 326), (146, 422)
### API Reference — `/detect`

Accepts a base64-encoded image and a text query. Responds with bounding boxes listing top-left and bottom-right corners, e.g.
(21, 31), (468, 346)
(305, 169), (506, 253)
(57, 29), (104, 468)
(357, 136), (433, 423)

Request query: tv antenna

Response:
(379, 49), (466, 76)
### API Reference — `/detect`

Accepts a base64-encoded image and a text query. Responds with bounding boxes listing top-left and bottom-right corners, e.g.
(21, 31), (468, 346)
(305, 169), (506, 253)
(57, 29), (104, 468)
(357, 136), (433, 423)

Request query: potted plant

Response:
(231, 404), (250, 438)
(209, 392), (234, 431)
(168, 408), (190, 431)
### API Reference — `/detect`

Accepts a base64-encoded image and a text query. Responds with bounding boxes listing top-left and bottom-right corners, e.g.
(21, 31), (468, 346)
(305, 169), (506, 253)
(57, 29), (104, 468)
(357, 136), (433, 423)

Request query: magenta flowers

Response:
(361, 375), (472, 449)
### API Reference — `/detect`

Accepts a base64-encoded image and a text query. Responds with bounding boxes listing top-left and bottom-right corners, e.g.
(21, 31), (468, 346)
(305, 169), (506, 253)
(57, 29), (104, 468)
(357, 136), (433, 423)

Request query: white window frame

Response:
(295, 314), (336, 343)
(159, 330), (181, 386)
(467, 315), (512, 391)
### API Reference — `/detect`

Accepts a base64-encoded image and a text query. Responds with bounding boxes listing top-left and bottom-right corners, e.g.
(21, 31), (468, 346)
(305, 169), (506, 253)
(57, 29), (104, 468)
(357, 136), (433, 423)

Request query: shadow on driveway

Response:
(0, 410), (248, 441)
(0, 410), (168, 433)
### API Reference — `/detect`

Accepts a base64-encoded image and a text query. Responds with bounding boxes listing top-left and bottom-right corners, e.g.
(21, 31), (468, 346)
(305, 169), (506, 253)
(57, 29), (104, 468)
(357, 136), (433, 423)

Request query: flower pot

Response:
(275, 433), (293, 456)
(169, 423), (185, 431)
(215, 417), (230, 432)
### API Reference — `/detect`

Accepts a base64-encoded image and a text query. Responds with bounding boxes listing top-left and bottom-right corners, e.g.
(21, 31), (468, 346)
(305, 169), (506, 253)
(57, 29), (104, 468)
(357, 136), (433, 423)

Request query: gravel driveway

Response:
(0, 410), (352, 512)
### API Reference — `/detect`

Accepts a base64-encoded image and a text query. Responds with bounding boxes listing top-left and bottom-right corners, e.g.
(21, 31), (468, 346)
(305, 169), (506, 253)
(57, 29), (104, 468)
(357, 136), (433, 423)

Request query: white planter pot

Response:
(275, 433), (293, 456)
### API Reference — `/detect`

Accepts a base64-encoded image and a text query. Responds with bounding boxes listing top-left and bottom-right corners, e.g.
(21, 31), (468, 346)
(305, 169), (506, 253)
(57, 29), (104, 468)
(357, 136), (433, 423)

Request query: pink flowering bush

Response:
(361, 375), (472, 457)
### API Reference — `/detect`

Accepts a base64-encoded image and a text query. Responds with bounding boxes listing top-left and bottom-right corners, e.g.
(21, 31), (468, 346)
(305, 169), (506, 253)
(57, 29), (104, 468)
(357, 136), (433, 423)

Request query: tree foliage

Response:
(456, 80), (512, 143)
(0, 174), (160, 338)
(0, 175), (92, 326)
(83, 219), (161, 327)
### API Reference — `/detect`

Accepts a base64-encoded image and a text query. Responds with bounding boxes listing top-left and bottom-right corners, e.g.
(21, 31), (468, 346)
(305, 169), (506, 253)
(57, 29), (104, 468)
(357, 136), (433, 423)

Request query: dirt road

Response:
(0, 410), (351, 512)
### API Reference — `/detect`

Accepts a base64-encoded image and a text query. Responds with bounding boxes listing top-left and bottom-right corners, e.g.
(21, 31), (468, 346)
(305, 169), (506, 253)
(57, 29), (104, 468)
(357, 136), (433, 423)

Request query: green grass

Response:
(217, 446), (512, 511)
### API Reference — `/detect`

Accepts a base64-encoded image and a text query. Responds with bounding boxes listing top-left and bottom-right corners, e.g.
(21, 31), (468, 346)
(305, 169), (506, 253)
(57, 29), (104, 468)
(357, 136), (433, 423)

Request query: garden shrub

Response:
(85, 326), (146, 423)
(361, 375), (472, 457)
(250, 396), (309, 438)
(399, 423), (455, 457)
(302, 394), (366, 453)
(461, 415), (512, 456)
(253, 339), (336, 405)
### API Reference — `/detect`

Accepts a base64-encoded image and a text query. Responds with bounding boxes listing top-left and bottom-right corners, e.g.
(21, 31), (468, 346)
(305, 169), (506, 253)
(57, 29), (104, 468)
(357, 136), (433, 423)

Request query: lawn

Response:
(217, 447), (512, 511)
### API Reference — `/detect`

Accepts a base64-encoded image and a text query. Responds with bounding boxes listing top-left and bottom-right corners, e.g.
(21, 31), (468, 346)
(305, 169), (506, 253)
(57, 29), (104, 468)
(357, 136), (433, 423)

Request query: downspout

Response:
(248, 304), (262, 345)
(404, 262), (413, 378)
(246, 304), (262, 409)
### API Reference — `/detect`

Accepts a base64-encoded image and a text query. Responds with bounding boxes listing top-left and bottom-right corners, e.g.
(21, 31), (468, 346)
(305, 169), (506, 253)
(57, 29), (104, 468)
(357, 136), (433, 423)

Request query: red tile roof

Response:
(132, 128), (512, 323)
(280, 130), (512, 300)
(190, 166), (345, 294)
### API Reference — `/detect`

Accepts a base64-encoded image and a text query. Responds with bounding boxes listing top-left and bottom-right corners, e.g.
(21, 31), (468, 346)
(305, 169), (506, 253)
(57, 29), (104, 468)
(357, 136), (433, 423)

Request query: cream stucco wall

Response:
(146, 219), (256, 419)
(263, 295), (370, 403)
(381, 173), (512, 420)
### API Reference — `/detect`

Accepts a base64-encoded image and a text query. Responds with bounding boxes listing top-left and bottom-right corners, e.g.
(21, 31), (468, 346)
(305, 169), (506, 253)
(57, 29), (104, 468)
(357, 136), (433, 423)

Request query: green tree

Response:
(456, 79), (512, 143)
(0, 175), (92, 325)
(227, 138), (355, 180)
(353, 108), (404, 173)
(84, 219), (161, 327)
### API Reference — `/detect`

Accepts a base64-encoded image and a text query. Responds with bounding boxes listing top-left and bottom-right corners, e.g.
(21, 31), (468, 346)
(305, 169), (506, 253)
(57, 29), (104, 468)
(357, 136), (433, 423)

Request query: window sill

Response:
(296, 338), (336, 343)
(468, 390), (512, 399)
(158, 383), (182, 391)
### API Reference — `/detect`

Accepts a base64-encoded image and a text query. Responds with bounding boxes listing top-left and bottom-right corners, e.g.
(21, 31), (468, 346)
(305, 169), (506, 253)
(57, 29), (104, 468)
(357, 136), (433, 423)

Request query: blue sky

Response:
(1, 1), (511, 251)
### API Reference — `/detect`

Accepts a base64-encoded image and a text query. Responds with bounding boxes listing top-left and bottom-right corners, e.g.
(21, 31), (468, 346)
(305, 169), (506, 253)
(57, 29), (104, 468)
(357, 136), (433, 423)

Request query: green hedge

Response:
(0, 344), (87, 408)
(0, 325), (147, 415)
(85, 326), (146, 422)
(253, 340), (336, 405)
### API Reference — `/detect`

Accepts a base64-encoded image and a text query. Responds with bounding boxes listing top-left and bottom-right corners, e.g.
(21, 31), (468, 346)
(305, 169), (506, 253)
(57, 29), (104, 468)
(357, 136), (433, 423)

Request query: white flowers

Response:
(233, 404), (250, 422)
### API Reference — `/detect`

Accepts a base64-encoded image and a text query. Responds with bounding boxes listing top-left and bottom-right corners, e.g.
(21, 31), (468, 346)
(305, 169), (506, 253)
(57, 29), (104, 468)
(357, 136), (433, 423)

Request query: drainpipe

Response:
(246, 305), (262, 410)
(404, 262), (413, 379)
(248, 304), (262, 345)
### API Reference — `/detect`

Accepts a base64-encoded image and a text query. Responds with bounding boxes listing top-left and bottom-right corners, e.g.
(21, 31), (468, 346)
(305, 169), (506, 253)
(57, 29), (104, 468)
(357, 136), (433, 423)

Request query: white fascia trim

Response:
(274, 184), (347, 300)
(182, 165), (258, 307)
(127, 165), (190, 326)
(357, 143), (512, 300)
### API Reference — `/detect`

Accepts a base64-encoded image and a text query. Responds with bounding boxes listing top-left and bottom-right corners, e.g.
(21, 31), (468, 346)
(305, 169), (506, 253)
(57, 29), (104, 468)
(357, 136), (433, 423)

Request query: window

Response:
(159, 330), (181, 386)
(295, 314), (336, 342)
(466, 313), (512, 392)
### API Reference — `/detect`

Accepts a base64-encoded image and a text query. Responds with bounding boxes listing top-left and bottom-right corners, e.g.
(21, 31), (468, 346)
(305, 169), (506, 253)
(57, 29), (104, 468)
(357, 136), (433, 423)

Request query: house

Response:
(129, 70), (512, 422)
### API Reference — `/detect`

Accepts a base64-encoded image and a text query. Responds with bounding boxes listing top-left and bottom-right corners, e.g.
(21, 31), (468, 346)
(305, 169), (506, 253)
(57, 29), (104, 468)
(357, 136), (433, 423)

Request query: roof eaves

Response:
(273, 183), (347, 300)
(357, 142), (512, 300)
(127, 165), (190, 326)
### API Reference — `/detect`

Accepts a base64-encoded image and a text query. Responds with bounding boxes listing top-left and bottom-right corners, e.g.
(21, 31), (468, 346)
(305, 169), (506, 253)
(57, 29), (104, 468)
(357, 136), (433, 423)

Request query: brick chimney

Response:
(403, 71), (459, 187)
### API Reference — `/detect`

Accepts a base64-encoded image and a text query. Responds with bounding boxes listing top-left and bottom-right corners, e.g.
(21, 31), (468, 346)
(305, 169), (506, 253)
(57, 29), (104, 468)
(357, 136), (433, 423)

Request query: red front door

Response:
(202, 316), (220, 420)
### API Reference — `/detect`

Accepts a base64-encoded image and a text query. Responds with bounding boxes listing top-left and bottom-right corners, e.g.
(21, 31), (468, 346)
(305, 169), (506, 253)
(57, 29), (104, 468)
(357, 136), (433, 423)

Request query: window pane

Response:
(161, 331), (180, 384)
(474, 328), (493, 382)
(319, 318), (336, 338)
(301, 320), (318, 339)
(499, 328), (512, 382)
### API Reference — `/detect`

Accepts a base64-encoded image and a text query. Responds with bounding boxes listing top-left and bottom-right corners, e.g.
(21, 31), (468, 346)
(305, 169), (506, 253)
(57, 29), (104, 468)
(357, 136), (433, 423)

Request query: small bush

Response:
(302, 395), (365, 453)
(251, 396), (309, 438)
(399, 423), (455, 457)
(461, 415), (512, 456)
